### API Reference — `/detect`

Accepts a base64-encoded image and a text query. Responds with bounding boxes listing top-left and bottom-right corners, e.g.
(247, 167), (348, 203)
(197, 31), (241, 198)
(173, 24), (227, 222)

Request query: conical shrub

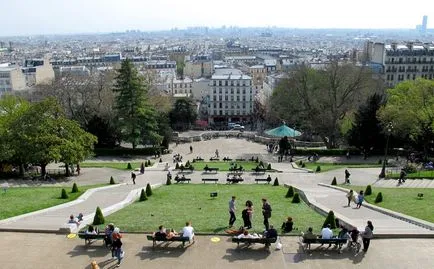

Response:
(267, 163), (272, 170)
(71, 183), (79, 193)
(323, 210), (337, 229)
(301, 163), (306, 168)
(139, 189), (147, 201)
(110, 176), (115, 185)
(127, 162), (132, 169)
(92, 206), (105, 225)
(291, 192), (301, 203)
(146, 183), (153, 197)
(61, 188), (68, 199)
(365, 185), (372, 196)
(273, 177), (279, 186)
(286, 186), (294, 198)
(316, 166), (321, 172)
(175, 163), (180, 170)
(375, 192), (383, 203)
(331, 177), (337, 185)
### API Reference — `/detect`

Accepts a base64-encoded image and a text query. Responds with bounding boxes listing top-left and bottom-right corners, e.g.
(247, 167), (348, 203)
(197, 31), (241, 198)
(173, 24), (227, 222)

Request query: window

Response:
(242, 89), (246, 94)
(213, 89), (216, 94)
(225, 96), (228, 101)
(231, 89), (234, 94)
(237, 96), (240, 101)
(236, 89), (240, 94)
(219, 88), (222, 94)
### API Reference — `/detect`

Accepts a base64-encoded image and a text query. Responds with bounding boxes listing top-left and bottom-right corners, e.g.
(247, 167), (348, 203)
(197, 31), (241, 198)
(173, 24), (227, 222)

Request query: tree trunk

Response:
(19, 164), (25, 177)
(41, 164), (47, 177)
(65, 163), (70, 177)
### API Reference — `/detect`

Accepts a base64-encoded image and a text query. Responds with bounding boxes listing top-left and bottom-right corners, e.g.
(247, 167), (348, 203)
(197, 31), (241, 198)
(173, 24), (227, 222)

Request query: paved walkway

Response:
(1, 139), (433, 236)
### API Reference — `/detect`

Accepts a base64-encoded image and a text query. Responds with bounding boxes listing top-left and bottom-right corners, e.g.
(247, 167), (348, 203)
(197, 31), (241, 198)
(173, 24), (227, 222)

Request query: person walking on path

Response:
(131, 172), (136, 185)
(262, 198), (272, 231)
(399, 169), (406, 184)
(361, 220), (374, 252)
(190, 145), (193, 153)
(356, 190), (364, 208)
(345, 169), (351, 184)
(215, 149), (219, 158)
(228, 196), (236, 227)
(346, 190), (354, 207)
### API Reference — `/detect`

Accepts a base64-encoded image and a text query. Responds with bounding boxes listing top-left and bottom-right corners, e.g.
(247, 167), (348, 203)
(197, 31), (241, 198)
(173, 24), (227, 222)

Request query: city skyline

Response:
(1, 0), (434, 36)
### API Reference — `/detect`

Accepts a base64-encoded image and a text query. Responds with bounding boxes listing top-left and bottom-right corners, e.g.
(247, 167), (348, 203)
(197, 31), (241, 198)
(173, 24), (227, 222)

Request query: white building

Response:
(208, 68), (253, 125)
(0, 63), (26, 96)
(22, 57), (55, 86)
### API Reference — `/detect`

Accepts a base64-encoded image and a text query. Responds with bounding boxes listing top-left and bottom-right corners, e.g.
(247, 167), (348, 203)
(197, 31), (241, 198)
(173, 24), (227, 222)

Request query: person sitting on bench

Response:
(264, 225), (278, 238)
(303, 227), (317, 239)
(174, 175), (180, 181)
(85, 225), (98, 235)
(180, 221), (195, 242)
(153, 225), (167, 240)
(166, 229), (178, 239)
(266, 175), (272, 182)
(236, 230), (260, 239)
(320, 224), (334, 247)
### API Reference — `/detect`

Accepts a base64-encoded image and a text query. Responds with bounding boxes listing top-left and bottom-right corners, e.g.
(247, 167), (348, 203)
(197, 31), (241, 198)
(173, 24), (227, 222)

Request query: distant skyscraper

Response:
(422, 15), (428, 33)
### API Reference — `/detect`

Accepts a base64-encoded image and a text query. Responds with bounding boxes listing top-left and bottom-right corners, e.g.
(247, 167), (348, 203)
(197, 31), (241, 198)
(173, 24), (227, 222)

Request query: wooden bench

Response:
(301, 237), (348, 251)
(174, 178), (191, 183)
(146, 235), (191, 248)
(204, 167), (219, 173)
(195, 157), (204, 161)
(255, 178), (271, 184)
(202, 178), (219, 183)
(77, 232), (107, 246)
(210, 158), (220, 161)
(227, 178), (244, 184)
(227, 172), (244, 176)
(232, 237), (277, 247)
(235, 158), (246, 161)
(223, 157), (233, 161)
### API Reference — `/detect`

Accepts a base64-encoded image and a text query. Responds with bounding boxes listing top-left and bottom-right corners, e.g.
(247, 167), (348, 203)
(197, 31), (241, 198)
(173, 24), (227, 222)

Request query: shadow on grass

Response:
(67, 243), (110, 258)
(222, 245), (272, 262)
(136, 245), (188, 260)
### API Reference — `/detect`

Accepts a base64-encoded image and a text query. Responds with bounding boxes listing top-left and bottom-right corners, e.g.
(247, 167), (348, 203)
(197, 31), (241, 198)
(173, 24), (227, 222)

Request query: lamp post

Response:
(379, 123), (393, 178)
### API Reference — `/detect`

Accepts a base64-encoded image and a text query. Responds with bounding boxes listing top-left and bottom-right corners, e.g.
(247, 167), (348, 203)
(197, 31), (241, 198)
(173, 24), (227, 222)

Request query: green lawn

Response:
(340, 185), (434, 223)
(303, 162), (382, 172)
(80, 162), (151, 170)
(106, 184), (326, 234)
(190, 161), (273, 171)
(0, 184), (105, 220)
(388, 170), (434, 179)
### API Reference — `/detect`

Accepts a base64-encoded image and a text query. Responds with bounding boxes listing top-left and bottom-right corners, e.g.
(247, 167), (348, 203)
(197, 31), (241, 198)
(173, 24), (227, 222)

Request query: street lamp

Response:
(379, 122), (393, 178)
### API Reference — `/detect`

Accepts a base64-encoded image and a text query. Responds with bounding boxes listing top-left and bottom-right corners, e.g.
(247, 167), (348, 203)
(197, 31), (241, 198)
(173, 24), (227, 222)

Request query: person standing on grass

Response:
(228, 196), (236, 228)
(262, 198), (272, 231)
(361, 221), (374, 252)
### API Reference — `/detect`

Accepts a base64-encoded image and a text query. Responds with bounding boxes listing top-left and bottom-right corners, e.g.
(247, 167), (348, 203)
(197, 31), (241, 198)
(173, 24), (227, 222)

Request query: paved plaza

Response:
(1, 137), (434, 268)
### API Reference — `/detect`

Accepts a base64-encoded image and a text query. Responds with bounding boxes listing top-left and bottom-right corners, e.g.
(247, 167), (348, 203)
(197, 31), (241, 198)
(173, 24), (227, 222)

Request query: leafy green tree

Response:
(270, 62), (376, 148)
(378, 79), (434, 158)
(347, 93), (386, 152)
(113, 59), (159, 149)
(169, 98), (197, 131)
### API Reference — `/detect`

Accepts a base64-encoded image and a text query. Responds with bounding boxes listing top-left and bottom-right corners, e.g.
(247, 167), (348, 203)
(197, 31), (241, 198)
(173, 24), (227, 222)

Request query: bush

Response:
(166, 177), (172, 185)
(286, 186), (294, 198)
(60, 188), (68, 199)
(273, 177), (279, 186)
(291, 192), (301, 203)
(159, 158), (162, 163)
(93, 206), (105, 225)
(175, 163), (180, 170)
(403, 163), (418, 174)
(144, 161), (148, 168)
(110, 176), (115, 185)
(186, 160), (191, 167)
(375, 192), (383, 203)
(298, 160), (303, 166)
(323, 210), (337, 229)
(301, 163), (306, 168)
(259, 161), (264, 167)
(146, 183), (153, 197)
(255, 157), (259, 163)
(127, 163), (132, 169)
(316, 166), (321, 172)
(331, 177), (337, 185)
(267, 163), (272, 170)
(365, 185), (372, 196)
(139, 189), (147, 201)
(71, 183), (79, 193)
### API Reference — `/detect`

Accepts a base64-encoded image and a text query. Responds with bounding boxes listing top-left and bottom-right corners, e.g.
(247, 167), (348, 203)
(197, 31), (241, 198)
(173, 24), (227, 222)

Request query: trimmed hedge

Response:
(110, 176), (115, 184)
(93, 206), (105, 225)
(292, 192), (301, 203)
(273, 177), (279, 186)
(61, 188), (68, 199)
(331, 177), (337, 185)
(365, 185), (372, 196)
(71, 183), (79, 193)
(139, 189), (147, 201)
(323, 210), (337, 229)
(146, 183), (153, 197)
(375, 192), (383, 203)
(286, 186), (294, 198)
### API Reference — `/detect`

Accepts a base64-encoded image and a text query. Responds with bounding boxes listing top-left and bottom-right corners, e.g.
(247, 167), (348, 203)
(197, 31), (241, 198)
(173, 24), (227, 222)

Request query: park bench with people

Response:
(77, 232), (107, 245)
(223, 157), (233, 161)
(146, 235), (191, 248)
(235, 158), (246, 161)
(255, 178), (272, 184)
(194, 157), (204, 161)
(229, 166), (244, 172)
(202, 178), (219, 183)
(300, 236), (348, 251)
(174, 177), (191, 183)
(204, 167), (219, 173)
(232, 237), (277, 247)
(227, 177), (244, 184)
(209, 157), (220, 161)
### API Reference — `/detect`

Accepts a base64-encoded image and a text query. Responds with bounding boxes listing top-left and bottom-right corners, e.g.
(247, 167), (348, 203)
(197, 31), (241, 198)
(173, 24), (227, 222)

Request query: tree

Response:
(347, 93), (386, 152)
(270, 62), (376, 148)
(169, 98), (197, 131)
(139, 189), (147, 201)
(378, 79), (434, 158)
(286, 186), (294, 198)
(145, 183), (153, 196)
(113, 59), (159, 149)
(323, 210), (337, 229)
(93, 206), (105, 225)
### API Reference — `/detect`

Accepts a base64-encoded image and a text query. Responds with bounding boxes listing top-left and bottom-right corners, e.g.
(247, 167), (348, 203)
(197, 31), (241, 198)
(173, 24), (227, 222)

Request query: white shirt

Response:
(181, 226), (194, 239)
(321, 227), (333, 239)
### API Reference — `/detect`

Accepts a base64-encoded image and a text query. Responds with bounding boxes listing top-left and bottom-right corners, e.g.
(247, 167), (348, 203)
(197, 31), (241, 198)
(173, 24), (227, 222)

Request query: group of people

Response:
(303, 220), (374, 252)
(68, 213), (83, 226)
(346, 189), (364, 208)
(152, 221), (195, 242)
(172, 154), (183, 163)
(228, 196), (273, 231)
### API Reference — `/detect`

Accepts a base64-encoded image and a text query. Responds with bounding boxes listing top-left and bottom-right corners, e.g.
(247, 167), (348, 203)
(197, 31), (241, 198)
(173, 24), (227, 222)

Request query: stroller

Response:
(348, 229), (361, 254)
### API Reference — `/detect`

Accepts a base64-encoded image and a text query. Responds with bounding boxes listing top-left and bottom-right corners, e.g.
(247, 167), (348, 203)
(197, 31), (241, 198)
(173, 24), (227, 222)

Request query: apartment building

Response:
(249, 65), (266, 95)
(367, 41), (434, 87)
(208, 68), (253, 125)
(0, 63), (26, 96)
(21, 57), (55, 86)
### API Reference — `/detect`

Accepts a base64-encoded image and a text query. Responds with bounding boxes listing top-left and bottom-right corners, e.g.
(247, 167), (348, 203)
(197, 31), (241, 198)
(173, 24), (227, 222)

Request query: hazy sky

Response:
(1, 0), (433, 36)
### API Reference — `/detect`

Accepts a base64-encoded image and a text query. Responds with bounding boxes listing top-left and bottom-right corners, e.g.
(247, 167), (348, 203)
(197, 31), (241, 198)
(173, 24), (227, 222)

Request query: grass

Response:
(0, 184), (105, 220)
(302, 162), (382, 172)
(388, 170), (434, 179)
(340, 185), (434, 223)
(189, 161), (273, 171)
(80, 162), (152, 170)
(106, 184), (326, 234)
